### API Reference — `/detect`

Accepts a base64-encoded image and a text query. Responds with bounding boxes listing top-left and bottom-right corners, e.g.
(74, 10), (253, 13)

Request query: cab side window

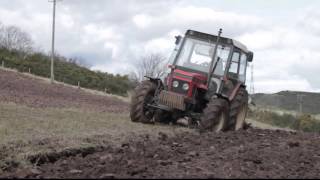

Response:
(228, 52), (240, 79)
(239, 53), (247, 82)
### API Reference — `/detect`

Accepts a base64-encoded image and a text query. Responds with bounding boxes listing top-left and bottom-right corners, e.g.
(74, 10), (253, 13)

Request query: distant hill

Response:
(252, 91), (320, 115)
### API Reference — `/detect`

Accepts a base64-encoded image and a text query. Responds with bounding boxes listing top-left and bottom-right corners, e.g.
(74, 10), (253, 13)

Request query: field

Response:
(1, 68), (320, 178)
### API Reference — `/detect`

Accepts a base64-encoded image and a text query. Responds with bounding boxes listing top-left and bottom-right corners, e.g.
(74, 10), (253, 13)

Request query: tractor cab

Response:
(166, 29), (253, 101)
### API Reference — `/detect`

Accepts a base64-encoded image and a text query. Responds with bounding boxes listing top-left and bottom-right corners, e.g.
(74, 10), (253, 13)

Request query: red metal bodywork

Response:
(168, 68), (208, 98)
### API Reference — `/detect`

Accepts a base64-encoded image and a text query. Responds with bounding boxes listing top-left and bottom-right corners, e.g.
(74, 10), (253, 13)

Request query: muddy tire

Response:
(226, 87), (249, 131)
(199, 98), (229, 132)
(130, 81), (157, 123)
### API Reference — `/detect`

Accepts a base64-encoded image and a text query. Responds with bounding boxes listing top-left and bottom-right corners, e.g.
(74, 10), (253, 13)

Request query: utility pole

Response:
(249, 63), (255, 94)
(296, 93), (305, 131)
(297, 94), (305, 115)
(49, 0), (61, 84)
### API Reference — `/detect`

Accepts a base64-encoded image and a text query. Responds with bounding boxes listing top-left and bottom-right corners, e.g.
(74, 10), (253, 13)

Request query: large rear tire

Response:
(199, 98), (229, 132)
(226, 87), (249, 131)
(130, 81), (157, 123)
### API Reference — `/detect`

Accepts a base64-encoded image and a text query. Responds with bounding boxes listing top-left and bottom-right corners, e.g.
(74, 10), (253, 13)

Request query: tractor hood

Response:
(172, 69), (208, 90)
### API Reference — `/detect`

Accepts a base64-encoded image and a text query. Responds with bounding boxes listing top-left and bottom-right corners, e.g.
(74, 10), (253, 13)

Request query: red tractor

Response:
(130, 29), (253, 132)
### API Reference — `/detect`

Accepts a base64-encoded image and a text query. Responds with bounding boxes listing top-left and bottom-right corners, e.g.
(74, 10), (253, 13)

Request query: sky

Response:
(0, 0), (319, 93)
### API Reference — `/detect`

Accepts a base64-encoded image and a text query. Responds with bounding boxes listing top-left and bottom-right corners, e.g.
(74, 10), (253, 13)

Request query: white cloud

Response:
(133, 14), (152, 29)
(238, 16), (320, 92)
(255, 78), (313, 93)
(83, 24), (121, 41)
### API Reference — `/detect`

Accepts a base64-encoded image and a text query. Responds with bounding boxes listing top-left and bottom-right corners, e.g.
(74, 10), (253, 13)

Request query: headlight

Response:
(172, 81), (179, 88)
(182, 83), (189, 91)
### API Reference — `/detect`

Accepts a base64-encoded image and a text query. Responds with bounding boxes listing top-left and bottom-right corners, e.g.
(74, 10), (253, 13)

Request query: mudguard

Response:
(229, 83), (246, 101)
(144, 76), (164, 89)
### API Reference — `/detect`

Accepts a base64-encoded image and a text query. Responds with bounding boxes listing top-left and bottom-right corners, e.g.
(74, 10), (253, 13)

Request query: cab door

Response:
(227, 49), (248, 83)
(221, 49), (241, 97)
(228, 50), (241, 81)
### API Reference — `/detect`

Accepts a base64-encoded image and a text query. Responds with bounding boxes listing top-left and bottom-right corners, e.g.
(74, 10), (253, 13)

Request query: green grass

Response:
(248, 107), (320, 133)
(252, 105), (320, 121)
(0, 102), (191, 172)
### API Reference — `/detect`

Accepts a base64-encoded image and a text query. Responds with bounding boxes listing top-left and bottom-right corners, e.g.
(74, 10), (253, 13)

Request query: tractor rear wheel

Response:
(199, 98), (229, 132)
(226, 87), (248, 131)
(130, 80), (157, 123)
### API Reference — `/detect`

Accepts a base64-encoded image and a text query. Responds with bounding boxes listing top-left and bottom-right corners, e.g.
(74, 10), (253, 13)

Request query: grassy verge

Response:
(248, 107), (320, 133)
(246, 118), (294, 132)
(0, 102), (191, 172)
(253, 105), (320, 121)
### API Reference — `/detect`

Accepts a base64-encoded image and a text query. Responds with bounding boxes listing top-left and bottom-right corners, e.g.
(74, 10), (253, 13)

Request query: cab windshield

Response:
(175, 37), (231, 75)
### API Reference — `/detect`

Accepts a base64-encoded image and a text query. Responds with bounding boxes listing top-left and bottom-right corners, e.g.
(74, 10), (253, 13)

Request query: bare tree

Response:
(131, 53), (168, 82)
(0, 25), (33, 55)
(0, 22), (4, 48)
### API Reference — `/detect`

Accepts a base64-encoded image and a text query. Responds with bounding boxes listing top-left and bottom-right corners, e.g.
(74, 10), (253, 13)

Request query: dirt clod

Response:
(30, 168), (42, 175)
(288, 141), (300, 147)
(158, 132), (168, 141)
(99, 173), (115, 179)
(188, 151), (199, 157)
(69, 169), (82, 174)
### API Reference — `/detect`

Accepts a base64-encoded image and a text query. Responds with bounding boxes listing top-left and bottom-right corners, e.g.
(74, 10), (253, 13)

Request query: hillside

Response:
(252, 91), (320, 115)
(0, 68), (128, 112)
(0, 48), (134, 96)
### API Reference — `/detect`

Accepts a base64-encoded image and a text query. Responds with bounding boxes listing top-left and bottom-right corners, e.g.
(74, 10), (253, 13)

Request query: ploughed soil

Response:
(1, 68), (320, 178)
(0, 69), (128, 113)
(3, 129), (320, 179)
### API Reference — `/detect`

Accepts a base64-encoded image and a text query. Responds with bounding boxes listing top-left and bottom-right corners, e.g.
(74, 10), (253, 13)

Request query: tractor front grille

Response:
(158, 90), (186, 111)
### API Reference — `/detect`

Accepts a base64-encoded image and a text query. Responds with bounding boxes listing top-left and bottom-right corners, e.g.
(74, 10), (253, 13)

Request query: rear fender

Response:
(228, 83), (246, 101)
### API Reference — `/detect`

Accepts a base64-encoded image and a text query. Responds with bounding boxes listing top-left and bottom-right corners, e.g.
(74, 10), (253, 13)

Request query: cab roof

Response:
(185, 29), (249, 53)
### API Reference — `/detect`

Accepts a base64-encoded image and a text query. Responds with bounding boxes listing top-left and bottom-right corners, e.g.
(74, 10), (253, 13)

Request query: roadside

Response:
(246, 118), (294, 132)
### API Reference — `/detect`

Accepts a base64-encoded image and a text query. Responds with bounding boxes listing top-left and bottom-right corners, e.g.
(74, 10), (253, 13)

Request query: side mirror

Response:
(168, 64), (176, 69)
(175, 35), (182, 45)
(247, 51), (254, 62)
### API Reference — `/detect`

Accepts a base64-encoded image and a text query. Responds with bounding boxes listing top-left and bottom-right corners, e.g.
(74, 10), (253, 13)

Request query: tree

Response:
(0, 25), (33, 55)
(0, 22), (4, 48)
(131, 53), (168, 82)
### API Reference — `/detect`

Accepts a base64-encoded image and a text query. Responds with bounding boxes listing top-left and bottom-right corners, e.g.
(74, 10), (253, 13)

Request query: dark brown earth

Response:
(0, 69), (128, 113)
(1, 68), (320, 178)
(3, 129), (320, 179)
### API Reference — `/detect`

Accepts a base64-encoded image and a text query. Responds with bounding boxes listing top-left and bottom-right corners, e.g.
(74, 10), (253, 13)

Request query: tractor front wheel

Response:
(130, 81), (157, 123)
(199, 98), (229, 132)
